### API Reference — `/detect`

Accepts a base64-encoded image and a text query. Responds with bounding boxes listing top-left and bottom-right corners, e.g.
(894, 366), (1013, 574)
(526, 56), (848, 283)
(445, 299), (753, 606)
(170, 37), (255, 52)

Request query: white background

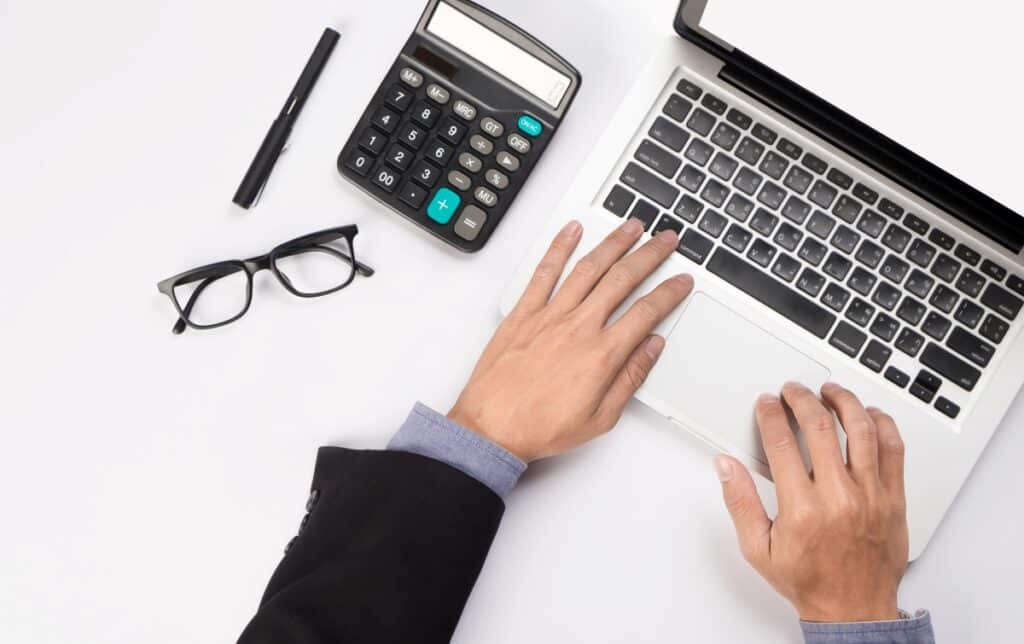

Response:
(1, 1), (1021, 643)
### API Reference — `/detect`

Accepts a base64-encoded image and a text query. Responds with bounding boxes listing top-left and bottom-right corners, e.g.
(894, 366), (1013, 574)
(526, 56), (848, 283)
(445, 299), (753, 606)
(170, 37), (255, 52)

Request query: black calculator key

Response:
(385, 143), (414, 171)
(370, 163), (400, 193)
(438, 117), (468, 145)
(752, 123), (778, 145)
(799, 238), (828, 266)
(678, 229), (715, 264)
(707, 248), (837, 338)
(870, 313), (900, 342)
(896, 328), (925, 357)
(954, 300), (985, 329)
(830, 321), (867, 357)
(948, 327), (995, 368)
(604, 185), (635, 217)
(411, 100), (442, 128)
(677, 165), (706, 193)
(710, 153), (739, 181)
(628, 199), (659, 231)
(711, 122), (741, 151)
(699, 211), (728, 238)
(345, 149), (374, 177)
(955, 269), (985, 298)
(935, 397), (961, 420)
(822, 283), (851, 313)
(827, 168), (853, 190)
(701, 93), (727, 115)
(686, 108), (716, 136)
(750, 209), (779, 237)
(897, 297), (927, 326)
(832, 195), (863, 224)
(846, 298), (875, 327)
(860, 340), (892, 373)
(882, 224), (912, 253)
(797, 268), (826, 297)
(358, 128), (387, 155)
(928, 228), (956, 251)
(736, 137), (766, 166)
(724, 224), (753, 253)
(370, 106), (401, 134)
(772, 253), (801, 283)
(759, 151), (789, 180)
(410, 160), (442, 188)
(980, 314), (1010, 344)
(621, 162), (679, 209)
(398, 180), (428, 209)
(885, 367), (910, 388)
(664, 94), (694, 122)
(675, 195), (703, 222)
(929, 285), (959, 314)
(726, 108), (753, 130)
(677, 79), (702, 100)
(848, 267), (876, 296)
(649, 117), (690, 152)
(685, 139), (715, 166)
(921, 343), (981, 391)
(852, 183), (879, 204)
(981, 283), (1023, 320)
(857, 210), (887, 238)
(903, 213), (930, 235)
(636, 140), (682, 179)
(954, 244), (981, 266)
(425, 141), (454, 165)
(824, 252), (853, 281)
(922, 312), (952, 341)
(384, 84), (414, 112)
(397, 123), (428, 150)
(878, 198), (904, 219)
(777, 138), (802, 160)
(653, 214), (684, 236)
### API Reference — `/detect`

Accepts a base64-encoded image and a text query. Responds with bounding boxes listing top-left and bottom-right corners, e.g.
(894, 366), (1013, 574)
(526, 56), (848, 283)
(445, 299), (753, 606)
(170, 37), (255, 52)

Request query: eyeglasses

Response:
(157, 225), (374, 335)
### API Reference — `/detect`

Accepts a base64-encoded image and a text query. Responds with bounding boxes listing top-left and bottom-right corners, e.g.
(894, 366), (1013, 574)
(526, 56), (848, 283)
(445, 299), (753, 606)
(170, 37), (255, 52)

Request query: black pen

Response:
(233, 27), (340, 209)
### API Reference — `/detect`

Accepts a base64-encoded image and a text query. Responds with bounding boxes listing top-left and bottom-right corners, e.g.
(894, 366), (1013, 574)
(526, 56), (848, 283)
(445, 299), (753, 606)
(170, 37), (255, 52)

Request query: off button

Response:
(517, 115), (543, 138)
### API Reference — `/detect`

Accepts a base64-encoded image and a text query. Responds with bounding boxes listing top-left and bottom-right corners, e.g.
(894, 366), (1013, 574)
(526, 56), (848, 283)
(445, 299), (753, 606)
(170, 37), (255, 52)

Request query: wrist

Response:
(447, 405), (535, 463)
(798, 598), (900, 623)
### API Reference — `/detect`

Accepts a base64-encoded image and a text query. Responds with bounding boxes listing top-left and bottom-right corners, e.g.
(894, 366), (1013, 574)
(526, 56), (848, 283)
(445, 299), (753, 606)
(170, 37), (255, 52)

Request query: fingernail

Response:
(820, 382), (841, 394)
(562, 220), (582, 237)
(622, 218), (643, 234)
(714, 455), (734, 482)
(645, 335), (666, 360)
(657, 228), (680, 243)
(673, 273), (694, 287)
(757, 393), (779, 405)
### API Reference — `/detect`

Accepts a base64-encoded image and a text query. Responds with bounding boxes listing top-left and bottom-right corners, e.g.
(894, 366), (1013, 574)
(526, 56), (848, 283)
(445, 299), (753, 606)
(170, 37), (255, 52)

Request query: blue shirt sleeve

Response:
(388, 403), (527, 499)
(801, 610), (935, 643)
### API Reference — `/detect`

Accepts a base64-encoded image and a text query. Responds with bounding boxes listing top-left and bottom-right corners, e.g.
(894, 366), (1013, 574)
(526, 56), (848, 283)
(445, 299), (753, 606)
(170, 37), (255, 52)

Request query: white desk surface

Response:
(2, 1), (1021, 642)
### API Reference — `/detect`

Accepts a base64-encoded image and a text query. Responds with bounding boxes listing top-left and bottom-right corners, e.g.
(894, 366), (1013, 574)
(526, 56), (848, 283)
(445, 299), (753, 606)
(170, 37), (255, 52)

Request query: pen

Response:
(233, 27), (341, 209)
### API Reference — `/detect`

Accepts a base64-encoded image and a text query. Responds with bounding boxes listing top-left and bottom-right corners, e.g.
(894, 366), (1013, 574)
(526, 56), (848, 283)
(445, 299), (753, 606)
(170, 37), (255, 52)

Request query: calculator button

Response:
(454, 206), (488, 242)
(411, 101), (442, 128)
(496, 151), (520, 172)
(385, 143), (414, 171)
(439, 117), (468, 145)
(426, 141), (454, 165)
(459, 152), (483, 174)
(427, 187), (461, 224)
(399, 67), (424, 88)
(469, 135), (494, 156)
(371, 164), (400, 193)
(485, 169), (509, 190)
(507, 133), (532, 155)
(475, 186), (499, 208)
(384, 85), (414, 112)
(448, 171), (472, 192)
(426, 83), (451, 105)
(358, 128), (387, 155)
(397, 123), (427, 150)
(517, 114), (544, 137)
(398, 180), (428, 209)
(345, 150), (374, 177)
(453, 100), (478, 121)
(370, 106), (400, 134)
(481, 117), (505, 138)
(410, 160), (441, 188)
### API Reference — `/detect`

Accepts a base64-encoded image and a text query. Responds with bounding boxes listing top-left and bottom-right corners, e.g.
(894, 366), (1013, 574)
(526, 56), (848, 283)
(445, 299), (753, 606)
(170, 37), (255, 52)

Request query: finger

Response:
(595, 335), (665, 428)
(867, 408), (906, 509)
(514, 220), (583, 314)
(604, 274), (693, 362)
(550, 218), (644, 310)
(821, 383), (879, 485)
(582, 228), (680, 320)
(755, 393), (812, 501)
(715, 455), (772, 571)
(781, 382), (846, 483)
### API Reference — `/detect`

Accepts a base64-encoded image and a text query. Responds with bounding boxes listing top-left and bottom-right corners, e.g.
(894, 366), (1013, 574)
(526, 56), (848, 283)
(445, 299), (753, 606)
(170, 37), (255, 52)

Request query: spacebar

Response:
(707, 248), (837, 339)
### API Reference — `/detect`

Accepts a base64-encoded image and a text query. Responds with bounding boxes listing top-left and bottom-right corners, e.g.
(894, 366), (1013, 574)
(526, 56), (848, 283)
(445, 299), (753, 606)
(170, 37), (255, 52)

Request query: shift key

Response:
(620, 162), (680, 209)
(921, 343), (981, 391)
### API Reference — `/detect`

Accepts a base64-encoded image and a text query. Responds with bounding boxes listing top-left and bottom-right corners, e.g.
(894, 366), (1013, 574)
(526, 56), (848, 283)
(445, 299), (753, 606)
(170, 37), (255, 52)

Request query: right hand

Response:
(715, 382), (910, 623)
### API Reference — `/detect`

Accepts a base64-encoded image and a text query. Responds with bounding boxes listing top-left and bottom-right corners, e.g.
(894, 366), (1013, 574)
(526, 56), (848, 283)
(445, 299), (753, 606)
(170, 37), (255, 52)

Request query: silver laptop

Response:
(500, 0), (1024, 560)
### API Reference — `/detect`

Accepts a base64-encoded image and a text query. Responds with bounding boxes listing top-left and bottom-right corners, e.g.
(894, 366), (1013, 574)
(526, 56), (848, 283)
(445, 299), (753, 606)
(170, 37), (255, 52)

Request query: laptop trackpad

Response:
(645, 293), (831, 468)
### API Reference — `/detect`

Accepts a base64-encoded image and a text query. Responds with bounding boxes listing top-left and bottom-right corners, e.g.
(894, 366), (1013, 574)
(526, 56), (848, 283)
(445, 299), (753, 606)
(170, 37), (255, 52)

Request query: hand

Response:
(448, 218), (693, 463)
(715, 382), (909, 623)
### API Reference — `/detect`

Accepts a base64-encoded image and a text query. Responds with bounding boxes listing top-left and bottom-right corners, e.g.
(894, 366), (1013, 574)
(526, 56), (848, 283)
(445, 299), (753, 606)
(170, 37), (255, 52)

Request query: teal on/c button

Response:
(427, 187), (462, 224)
(517, 114), (543, 138)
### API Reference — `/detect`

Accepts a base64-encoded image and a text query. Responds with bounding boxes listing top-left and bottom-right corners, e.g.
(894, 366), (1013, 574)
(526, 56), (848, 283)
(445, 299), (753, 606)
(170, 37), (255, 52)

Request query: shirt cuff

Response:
(801, 610), (935, 644)
(387, 403), (527, 499)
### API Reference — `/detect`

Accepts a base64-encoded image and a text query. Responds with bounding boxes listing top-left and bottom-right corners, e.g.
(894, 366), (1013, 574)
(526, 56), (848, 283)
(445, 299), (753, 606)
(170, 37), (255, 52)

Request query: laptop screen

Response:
(699, 0), (1023, 220)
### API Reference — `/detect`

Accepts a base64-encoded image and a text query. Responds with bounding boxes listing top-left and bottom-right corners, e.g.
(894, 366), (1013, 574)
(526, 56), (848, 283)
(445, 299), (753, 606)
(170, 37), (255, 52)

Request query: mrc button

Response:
(517, 114), (543, 137)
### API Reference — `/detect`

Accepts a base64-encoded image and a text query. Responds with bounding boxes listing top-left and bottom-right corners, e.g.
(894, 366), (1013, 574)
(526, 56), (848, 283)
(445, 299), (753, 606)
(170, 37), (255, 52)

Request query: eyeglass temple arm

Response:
(171, 277), (217, 335)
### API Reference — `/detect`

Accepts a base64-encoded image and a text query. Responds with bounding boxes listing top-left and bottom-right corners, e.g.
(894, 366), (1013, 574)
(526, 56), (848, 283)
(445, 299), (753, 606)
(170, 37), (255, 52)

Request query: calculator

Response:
(338, 0), (581, 252)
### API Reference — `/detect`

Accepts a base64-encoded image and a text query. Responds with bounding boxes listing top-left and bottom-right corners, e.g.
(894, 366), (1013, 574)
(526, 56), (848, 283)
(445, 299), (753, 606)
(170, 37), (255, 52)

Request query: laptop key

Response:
(784, 166), (813, 194)
(980, 283), (1023, 320)
(675, 195), (704, 222)
(677, 165), (706, 193)
(677, 229), (715, 264)
(699, 211), (728, 238)
(873, 283), (902, 311)
(724, 224), (753, 253)
(711, 123), (741, 151)
(904, 213), (930, 235)
(921, 343), (981, 391)
(860, 340), (893, 373)
(870, 313), (900, 342)
(880, 255), (910, 284)
(929, 285), (959, 314)
(802, 153), (828, 175)
(878, 198), (905, 219)
(906, 269), (935, 299)
(830, 321), (868, 357)
(980, 259), (1007, 281)
(855, 240), (885, 269)
(1008, 274), (1024, 296)
(853, 183), (879, 205)
(797, 268), (827, 297)
(885, 366), (911, 388)
(649, 117), (690, 152)
(751, 123), (778, 145)
(822, 283), (852, 313)
(909, 382), (936, 404)
(663, 94), (693, 122)
(757, 182), (787, 210)
(857, 210), (887, 238)
(710, 153), (740, 181)
(701, 179), (730, 208)
(954, 243), (981, 267)
(677, 79), (702, 100)
(748, 238), (777, 267)
(726, 108), (753, 130)
(935, 397), (961, 420)
(827, 168), (853, 190)
(653, 215), (684, 236)
(686, 108), (715, 136)
(750, 209), (779, 237)
(701, 93), (728, 115)
(708, 248), (838, 339)
(931, 254), (962, 283)
(807, 211), (836, 240)
(733, 167), (763, 196)
(824, 252), (853, 281)
(928, 228), (955, 251)
(603, 185), (635, 216)
(772, 254), (801, 283)
(635, 140), (682, 179)
(832, 195), (863, 224)
(831, 225), (861, 254)
(955, 268), (985, 298)
(725, 194), (755, 221)
(736, 137), (765, 165)
(896, 328), (925, 357)
(799, 238), (828, 266)
(774, 222), (803, 251)
(778, 138), (803, 160)
(782, 196), (812, 224)
(923, 312), (952, 341)
(627, 199), (659, 230)
(948, 327), (994, 368)
(882, 224), (912, 253)
(954, 300), (984, 329)
(848, 267), (877, 296)
(621, 163), (680, 209)
(759, 151), (789, 180)
(897, 297), (927, 325)
(685, 139), (715, 166)
(808, 181), (838, 209)
(908, 239), (936, 268)
(980, 314), (1010, 344)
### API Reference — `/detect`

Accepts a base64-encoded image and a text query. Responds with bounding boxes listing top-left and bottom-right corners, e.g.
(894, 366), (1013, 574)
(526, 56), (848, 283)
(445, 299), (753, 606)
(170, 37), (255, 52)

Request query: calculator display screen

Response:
(427, 2), (571, 110)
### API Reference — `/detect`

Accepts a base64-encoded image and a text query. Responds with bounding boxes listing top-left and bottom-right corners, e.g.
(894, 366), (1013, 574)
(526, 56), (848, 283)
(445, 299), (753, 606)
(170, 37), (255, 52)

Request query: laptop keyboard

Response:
(602, 75), (1024, 420)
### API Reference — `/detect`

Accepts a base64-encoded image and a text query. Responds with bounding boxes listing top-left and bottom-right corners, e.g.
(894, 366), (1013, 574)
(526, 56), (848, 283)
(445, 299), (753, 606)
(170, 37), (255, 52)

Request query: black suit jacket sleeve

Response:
(237, 447), (505, 644)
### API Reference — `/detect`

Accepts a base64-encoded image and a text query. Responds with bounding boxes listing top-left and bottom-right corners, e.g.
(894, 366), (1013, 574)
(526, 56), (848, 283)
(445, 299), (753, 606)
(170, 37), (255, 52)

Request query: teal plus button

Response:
(427, 187), (462, 224)
(517, 114), (543, 138)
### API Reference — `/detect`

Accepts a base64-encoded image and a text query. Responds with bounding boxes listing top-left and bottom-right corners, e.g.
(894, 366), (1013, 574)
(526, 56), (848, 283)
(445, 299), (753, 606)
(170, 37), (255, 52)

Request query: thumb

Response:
(715, 455), (772, 570)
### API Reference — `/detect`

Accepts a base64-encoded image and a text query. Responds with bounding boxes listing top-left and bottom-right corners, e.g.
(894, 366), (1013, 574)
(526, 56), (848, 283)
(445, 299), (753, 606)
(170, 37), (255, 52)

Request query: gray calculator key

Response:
(426, 83), (451, 104)
(481, 117), (505, 138)
(448, 171), (472, 191)
(453, 100), (477, 121)
(474, 186), (499, 208)
(496, 151), (520, 172)
(459, 152), (483, 173)
(485, 169), (509, 190)
(507, 133), (532, 155)
(469, 135), (494, 156)
(454, 206), (488, 242)
(399, 67), (424, 88)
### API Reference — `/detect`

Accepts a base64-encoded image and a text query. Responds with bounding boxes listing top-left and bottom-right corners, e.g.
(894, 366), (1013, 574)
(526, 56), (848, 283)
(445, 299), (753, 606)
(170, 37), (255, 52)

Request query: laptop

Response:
(500, 0), (1024, 560)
